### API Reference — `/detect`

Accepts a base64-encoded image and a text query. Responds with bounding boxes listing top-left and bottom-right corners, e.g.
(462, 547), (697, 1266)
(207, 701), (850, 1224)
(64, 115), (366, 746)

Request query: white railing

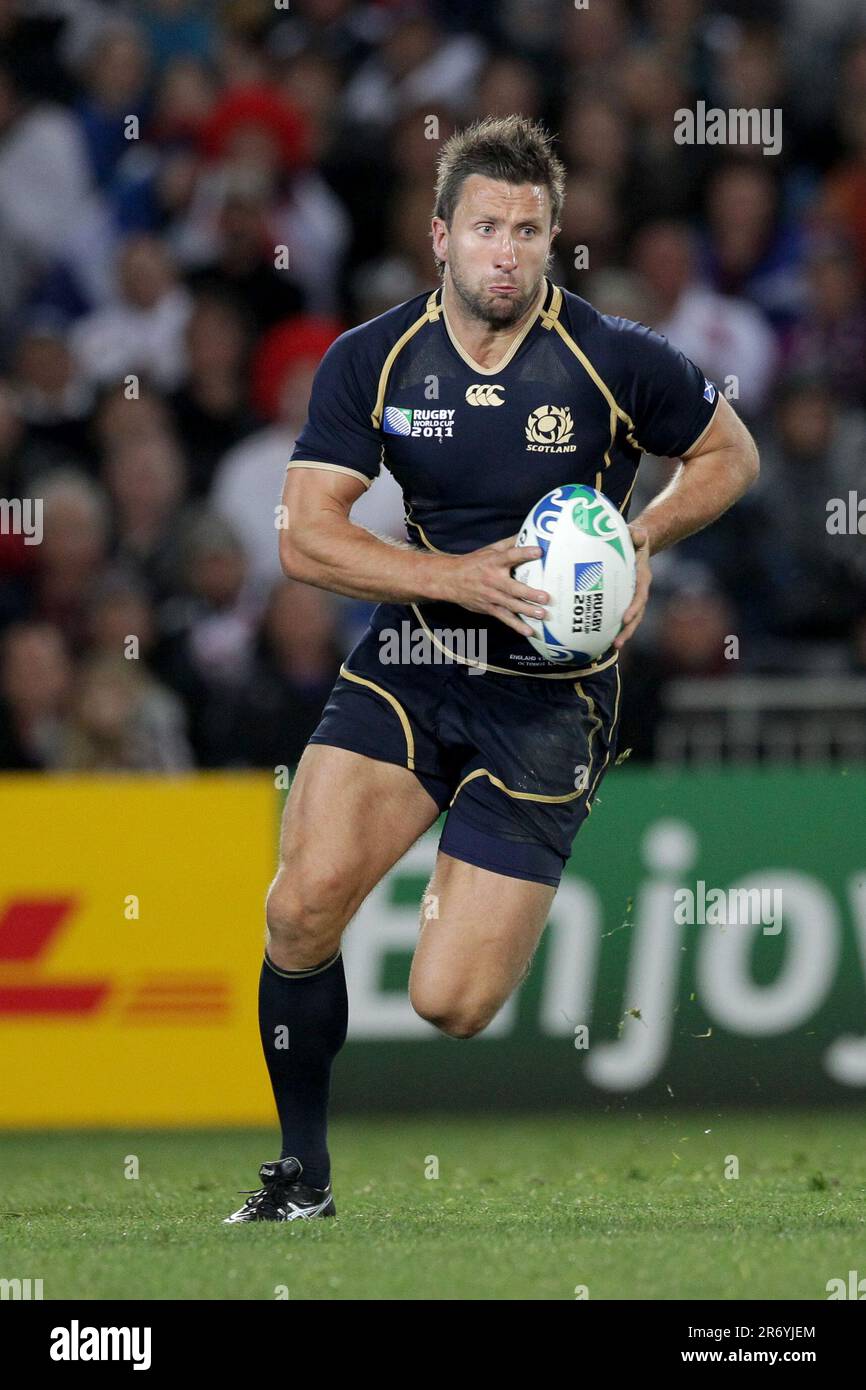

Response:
(656, 676), (866, 763)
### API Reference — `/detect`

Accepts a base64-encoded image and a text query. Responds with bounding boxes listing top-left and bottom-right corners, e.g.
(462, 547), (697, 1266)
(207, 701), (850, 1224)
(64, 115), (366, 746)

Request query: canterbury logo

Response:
(466, 384), (505, 406)
(525, 404), (574, 445)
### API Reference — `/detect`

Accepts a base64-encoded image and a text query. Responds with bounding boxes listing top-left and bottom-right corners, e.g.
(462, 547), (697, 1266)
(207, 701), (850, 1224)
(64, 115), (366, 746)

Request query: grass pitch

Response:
(1, 1111), (864, 1300)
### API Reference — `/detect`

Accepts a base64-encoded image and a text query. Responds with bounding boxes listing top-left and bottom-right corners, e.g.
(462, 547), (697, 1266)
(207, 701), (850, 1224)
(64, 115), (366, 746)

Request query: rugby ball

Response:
(514, 485), (636, 663)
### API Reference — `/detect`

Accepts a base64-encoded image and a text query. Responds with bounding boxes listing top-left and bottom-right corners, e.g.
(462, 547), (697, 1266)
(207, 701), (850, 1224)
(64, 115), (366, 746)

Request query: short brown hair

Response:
(432, 115), (566, 274)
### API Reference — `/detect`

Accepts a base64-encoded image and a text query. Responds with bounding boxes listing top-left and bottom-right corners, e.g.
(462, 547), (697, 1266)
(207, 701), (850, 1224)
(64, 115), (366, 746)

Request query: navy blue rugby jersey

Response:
(288, 277), (720, 677)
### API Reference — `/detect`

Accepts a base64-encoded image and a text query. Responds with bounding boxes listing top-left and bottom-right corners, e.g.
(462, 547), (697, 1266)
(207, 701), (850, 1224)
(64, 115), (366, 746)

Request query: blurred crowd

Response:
(1, 0), (865, 771)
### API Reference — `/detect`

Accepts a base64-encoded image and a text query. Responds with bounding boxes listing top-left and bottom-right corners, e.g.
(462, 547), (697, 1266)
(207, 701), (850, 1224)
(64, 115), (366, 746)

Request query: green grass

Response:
(1, 1112), (864, 1300)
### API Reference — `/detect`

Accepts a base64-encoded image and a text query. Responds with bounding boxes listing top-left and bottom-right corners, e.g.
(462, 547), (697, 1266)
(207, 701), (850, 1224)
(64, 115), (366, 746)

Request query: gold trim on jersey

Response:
(286, 459), (373, 489)
(619, 470), (639, 513)
(552, 316), (646, 455)
(440, 278), (550, 376)
(339, 664), (416, 770)
(539, 281), (563, 330)
(425, 286), (443, 322)
(586, 664), (622, 813)
(448, 766), (587, 808)
(447, 663), (620, 809)
(574, 678), (604, 776)
(405, 510), (447, 554)
(409, 602), (619, 680)
(371, 299), (442, 429)
(681, 392), (721, 457)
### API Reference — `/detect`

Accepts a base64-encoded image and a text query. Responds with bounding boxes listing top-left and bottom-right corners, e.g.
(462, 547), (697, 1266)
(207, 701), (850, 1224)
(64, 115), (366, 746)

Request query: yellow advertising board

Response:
(0, 775), (277, 1126)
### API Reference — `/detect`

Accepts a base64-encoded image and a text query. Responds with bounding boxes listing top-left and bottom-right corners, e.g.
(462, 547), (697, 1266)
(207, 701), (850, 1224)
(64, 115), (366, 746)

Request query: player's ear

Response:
(431, 217), (448, 259)
(549, 223), (561, 244)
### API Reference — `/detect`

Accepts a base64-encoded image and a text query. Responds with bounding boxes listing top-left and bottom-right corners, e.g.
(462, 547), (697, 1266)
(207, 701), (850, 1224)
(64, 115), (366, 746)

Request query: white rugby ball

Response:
(514, 485), (636, 663)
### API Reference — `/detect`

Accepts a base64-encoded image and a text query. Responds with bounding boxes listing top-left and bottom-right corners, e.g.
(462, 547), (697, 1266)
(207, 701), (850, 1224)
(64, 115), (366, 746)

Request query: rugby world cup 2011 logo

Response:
(574, 560), (604, 594)
(383, 406), (413, 435)
(525, 405), (575, 451)
(571, 486), (626, 561)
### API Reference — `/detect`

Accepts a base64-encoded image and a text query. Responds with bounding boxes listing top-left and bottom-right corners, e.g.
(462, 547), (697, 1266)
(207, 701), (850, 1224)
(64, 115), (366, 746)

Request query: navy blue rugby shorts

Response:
(307, 606), (621, 888)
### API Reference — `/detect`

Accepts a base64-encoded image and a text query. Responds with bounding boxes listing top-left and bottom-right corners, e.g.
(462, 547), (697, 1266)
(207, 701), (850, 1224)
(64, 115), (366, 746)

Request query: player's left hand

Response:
(613, 524), (651, 650)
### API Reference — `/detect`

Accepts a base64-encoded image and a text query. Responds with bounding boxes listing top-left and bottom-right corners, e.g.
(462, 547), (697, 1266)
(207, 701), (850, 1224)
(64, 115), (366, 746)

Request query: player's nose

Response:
(493, 235), (518, 269)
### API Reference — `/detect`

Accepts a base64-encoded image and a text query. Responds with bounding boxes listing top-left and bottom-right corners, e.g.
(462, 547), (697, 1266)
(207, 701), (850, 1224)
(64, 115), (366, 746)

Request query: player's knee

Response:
(439, 1012), (489, 1039)
(265, 866), (353, 953)
(435, 1007), (493, 1039)
(410, 986), (494, 1039)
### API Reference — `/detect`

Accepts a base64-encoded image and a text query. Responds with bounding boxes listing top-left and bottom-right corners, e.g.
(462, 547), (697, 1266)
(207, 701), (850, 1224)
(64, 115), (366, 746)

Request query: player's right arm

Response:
(278, 466), (548, 638)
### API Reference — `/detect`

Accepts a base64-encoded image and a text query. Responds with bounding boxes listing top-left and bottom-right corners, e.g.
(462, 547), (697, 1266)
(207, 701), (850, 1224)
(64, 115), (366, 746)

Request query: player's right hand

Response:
(447, 535), (549, 638)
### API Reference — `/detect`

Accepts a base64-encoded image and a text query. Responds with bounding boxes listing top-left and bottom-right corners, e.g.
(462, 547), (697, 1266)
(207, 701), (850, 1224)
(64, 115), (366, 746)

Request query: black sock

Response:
(258, 949), (348, 1189)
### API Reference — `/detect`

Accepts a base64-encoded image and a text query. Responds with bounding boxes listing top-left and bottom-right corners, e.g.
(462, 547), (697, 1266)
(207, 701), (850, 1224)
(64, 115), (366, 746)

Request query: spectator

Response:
(0, 60), (92, 314)
(102, 432), (189, 600)
(630, 219), (778, 417)
(700, 161), (805, 330)
(169, 293), (260, 496)
(201, 578), (343, 767)
(657, 586), (738, 677)
(812, 36), (866, 260)
(340, 13), (485, 133)
(73, 21), (150, 189)
(92, 379), (175, 460)
(189, 81), (351, 314)
(84, 573), (158, 667)
(183, 168), (306, 329)
(29, 471), (111, 644)
(554, 172), (624, 287)
(212, 317), (405, 593)
(471, 54), (543, 122)
(560, 93), (630, 198)
(71, 235), (193, 391)
(615, 43), (703, 227)
(783, 236), (866, 408)
(0, 381), (63, 503)
(137, 0), (216, 76)
(0, 622), (72, 769)
(159, 512), (261, 702)
(13, 314), (94, 467)
(0, 1), (76, 104)
(354, 180), (440, 308)
(57, 652), (192, 772)
(558, 0), (631, 84)
(752, 372), (866, 640)
(112, 57), (214, 238)
(279, 48), (354, 164)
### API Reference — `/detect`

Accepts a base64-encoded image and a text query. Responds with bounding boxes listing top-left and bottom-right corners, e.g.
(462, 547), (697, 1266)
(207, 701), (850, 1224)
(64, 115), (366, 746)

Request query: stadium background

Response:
(0, 0), (865, 1130)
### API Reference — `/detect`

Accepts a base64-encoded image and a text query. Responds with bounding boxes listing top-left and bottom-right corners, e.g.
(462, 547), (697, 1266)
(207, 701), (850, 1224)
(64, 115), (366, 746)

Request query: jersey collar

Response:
(432, 276), (559, 376)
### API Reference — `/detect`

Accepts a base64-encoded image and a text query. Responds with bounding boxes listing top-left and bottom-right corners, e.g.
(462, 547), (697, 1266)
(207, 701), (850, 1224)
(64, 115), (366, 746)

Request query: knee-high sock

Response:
(258, 949), (348, 1188)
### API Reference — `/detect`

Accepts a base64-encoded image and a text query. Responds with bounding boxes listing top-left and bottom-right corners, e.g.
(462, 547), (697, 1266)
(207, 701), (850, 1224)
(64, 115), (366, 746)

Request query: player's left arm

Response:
(614, 396), (760, 650)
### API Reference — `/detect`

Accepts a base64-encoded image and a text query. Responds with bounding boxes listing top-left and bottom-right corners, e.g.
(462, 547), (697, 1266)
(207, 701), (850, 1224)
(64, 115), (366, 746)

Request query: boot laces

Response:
(234, 1180), (292, 1216)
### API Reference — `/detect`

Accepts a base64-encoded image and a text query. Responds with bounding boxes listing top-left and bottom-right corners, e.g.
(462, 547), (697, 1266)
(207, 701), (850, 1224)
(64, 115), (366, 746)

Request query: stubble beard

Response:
(447, 254), (548, 330)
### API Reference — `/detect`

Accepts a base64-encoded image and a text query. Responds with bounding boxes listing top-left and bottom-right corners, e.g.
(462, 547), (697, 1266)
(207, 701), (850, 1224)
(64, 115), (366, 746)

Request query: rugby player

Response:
(224, 115), (759, 1222)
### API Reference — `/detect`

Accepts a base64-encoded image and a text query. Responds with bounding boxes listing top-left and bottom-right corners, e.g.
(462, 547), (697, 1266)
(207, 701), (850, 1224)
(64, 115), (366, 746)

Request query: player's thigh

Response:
(269, 743), (440, 934)
(408, 850), (555, 1036)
